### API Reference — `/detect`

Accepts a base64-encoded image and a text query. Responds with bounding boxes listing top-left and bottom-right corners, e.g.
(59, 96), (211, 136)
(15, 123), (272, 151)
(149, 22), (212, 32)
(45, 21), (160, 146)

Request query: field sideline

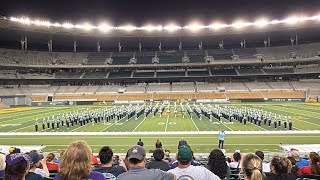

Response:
(0, 102), (319, 153)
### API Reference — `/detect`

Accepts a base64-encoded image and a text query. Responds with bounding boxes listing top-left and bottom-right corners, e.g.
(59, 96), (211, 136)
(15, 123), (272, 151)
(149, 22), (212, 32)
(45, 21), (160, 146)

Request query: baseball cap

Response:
(221, 149), (227, 157)
(127, 146), (146, 160)
(6, 153), (30, 168)
(178, 146), (192, 161)
(9, 147), (15, 154)
(291, 150), (300, 157)
(28, 152), (41, 165)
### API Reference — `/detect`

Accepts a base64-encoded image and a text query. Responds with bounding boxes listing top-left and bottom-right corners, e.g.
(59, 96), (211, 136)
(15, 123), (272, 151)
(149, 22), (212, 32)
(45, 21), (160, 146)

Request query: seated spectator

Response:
(171, 148), (199, 169)
(297, 154), (320, 175)
(54, 140), (105, 180)
(164, 150), (173, 165)
(168, 146), (220, 180)
(287, 157), (298, 175)
(147, 148), (170, 171)
(0, 154), (5, 178)
(206, 149), (229, 179)
(266, 155), (296, 180)
(5, 153), (31, 180)
(230, 152), (242, 169)
(178, 138), (187, 149)
(117, 145), (175, 180)
(290, 150), (309, 169)
(55, 150), (65, 164)
(93, 146), (126, 178)
(46, 153), (59, 171)
(91, 152), (99, 165)
(255, 151), (270, 172)
(155, 139), (163, 149)
(26, 152), (44, 180)
(28, 151), (50, 178)
(242, 153), (263, 180)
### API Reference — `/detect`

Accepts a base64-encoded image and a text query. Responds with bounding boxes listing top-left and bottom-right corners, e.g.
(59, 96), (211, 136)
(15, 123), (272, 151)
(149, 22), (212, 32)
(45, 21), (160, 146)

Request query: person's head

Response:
(127, 145), (146, 168)
(138, 138), (142, 142)
(156, 139), (160, 143)
(291, 150), (300, 161)
(270, 156), (292, 176)
(177, 146), (192, 166)
(12, 148), (21, 154)
(0, 154), (6, 171)
(287, 157), (298, 174)
(207, 149), (227, 179)
(164, 150), (170, 158)
(28, 152), (42, 169)
(5, 153), (31, 180)
(310, 154), (320, 175)
(233, 152), (241, 162)
(58, 140), (93, 180)
(153, 148), (165, 161)
(255, 151), (264, 161)
(98, 146), (113, 165)
(242, 153), (263, 180)
(46, 153), (55, 163)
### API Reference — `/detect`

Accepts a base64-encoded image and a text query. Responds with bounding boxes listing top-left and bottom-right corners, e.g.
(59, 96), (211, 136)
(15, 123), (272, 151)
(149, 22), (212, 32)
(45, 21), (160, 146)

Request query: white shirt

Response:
(168, 165), (221, 180)
(229, 162), (241, 169)
(262, 162), (270, 172)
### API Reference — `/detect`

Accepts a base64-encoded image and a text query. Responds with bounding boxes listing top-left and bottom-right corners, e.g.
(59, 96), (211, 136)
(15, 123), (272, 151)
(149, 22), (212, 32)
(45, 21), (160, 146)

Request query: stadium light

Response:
(141, 24), (163, 31)
(164, 23), (181, 32)
(208, 22), (229, 30)
(98, 23), (113, 32)
(254, 18), (269, 27)
(118, 24), (136, 31)
(75, 23), (95, 30)
(62, 22), (75, 29)
(184, 21), (205, 32)
(231, 20), (252, 29)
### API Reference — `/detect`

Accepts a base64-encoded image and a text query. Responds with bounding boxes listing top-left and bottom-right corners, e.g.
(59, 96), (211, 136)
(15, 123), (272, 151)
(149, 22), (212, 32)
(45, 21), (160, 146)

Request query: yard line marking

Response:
(9, 125), (33, 132)
(165, 115), (170, 132)
(190, 116), (200, 131)
(250, 122), (267, 131)
(132, 117), (147, 132)
(219, 118), (233, 131)
(298, 120), (320, 127)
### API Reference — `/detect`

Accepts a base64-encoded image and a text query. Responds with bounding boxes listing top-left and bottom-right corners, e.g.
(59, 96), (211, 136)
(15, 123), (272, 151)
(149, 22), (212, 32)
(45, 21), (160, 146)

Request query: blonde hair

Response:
(242, 153), (263, 180)
(0, 154), (5, 170)
(58, 140), (93, 179)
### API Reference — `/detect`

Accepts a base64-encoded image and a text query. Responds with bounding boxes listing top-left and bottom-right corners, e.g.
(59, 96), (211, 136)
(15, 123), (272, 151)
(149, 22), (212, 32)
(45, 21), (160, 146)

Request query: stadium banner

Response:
(264, 98), (305, 102)
(0, 145), (45, 153)
(196, 99), (229, 103)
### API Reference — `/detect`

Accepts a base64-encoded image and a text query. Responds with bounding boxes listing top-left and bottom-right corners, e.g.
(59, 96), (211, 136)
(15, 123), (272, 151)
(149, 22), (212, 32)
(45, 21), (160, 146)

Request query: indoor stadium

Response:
(0, 0), (320, 179)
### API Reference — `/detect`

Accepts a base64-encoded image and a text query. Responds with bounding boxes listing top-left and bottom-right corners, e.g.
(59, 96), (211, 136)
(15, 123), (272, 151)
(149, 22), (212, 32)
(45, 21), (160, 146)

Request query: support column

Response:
(178, 42), (182, 51)
(158, 42), (162, 51)
(73, 40), (77, 53)
(24, 35), (28, 51)
(139, 43), (142, 52)
(118, 42), (122, 52)
(295, 34), (298, 45)
(268, 37), (271, 47)
(97, 41), (101, 52)
(198, 41), (203, 50)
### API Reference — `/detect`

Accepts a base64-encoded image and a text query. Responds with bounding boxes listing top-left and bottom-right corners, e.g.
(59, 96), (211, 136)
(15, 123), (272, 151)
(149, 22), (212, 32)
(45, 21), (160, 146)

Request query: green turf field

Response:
(0, 103), (319, 153)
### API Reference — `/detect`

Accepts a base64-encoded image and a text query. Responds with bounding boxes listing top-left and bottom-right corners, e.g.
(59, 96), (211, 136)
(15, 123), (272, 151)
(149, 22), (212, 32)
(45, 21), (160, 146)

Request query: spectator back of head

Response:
(153, 148), (165, 161)
(177, 146), (192, 165)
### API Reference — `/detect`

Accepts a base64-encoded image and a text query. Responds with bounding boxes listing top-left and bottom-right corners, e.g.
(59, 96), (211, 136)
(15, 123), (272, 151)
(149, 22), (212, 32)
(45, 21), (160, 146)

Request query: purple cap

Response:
(6, 153), (30, 168)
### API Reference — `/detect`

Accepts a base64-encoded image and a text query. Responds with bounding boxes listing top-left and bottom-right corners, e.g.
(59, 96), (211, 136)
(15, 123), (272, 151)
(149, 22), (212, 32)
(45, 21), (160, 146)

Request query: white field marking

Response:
(250, 122), (268, 131)
(216, 118), (233, 131)
(101, 115), (135, 132)
(297, 119), (320, 127)
(9, 125), (34, 132)
(165, 115), (170, 132)
(190, 115), (200, 131)
(1, 135), (320, 140)
(132, 117), (147, 132)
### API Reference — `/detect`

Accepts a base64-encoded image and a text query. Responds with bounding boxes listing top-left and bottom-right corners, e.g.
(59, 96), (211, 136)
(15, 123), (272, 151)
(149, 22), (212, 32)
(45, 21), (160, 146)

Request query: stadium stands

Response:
(158, 51), (183, 64)
(206, 49), (233, 60)
(233, 48), (257, 59)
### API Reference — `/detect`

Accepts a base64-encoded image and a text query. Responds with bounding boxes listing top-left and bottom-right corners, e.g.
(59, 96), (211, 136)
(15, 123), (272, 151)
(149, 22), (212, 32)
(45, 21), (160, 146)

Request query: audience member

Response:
(229, 152), (242, 169)
(290, 150), (309, 169)
(117, 145), (175, 180)
(164, 150), (173, 164)
(266, 155), (296, 180)
(25, 152), (44, 180)
(94, 146), (126, 178)
(255, 151), (270, 172)
(137, 138), (144, 147)
(287, 157), (298, 175)
(54, 150), (65, 164)
(178, 138), (187, 149)
(168, 146), (220, 180)
(91, 152), (99, 165)
(242, 153), (263, 180)
(46, 153), (59, 171)
(54, 140), (105, 180)
(207, 149), (229, 179)
(171, 148), (199, 169)
(297, 154), (320, 175)
(0, 154), (5, 178)
(5, 153), (31, 180)
(28, 151), (49, 178)
(147, 148), (170, 171)
(155, 139), (162, 149)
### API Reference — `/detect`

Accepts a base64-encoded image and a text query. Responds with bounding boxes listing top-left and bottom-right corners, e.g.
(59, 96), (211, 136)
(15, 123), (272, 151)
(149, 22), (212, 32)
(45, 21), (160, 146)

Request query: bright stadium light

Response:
(231, 20), (251, 29)
(98, 23), (113, 32)
(164, 23), (181, 32)
(75, 23), (95, 30)
(208, 22), (229, 30)
(141, 24), (163, 31)
(253, 18), (269, 27)
(118, 24), (137, 31)
(62, 22), (75, 29)
(185, 21), (205, 32)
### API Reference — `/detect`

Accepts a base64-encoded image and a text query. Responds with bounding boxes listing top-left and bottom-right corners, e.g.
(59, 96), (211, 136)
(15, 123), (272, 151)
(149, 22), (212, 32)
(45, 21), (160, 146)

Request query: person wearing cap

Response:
(290, 150), (309, 169)
(26, 151), (49, 179)
(4, 153), (31, 180)
(117, 145), (176, 180)
(168, 146), (221, 180)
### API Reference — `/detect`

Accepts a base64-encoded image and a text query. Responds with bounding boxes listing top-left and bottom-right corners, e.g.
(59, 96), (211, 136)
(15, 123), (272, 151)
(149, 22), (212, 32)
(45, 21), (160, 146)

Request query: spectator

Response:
(0, 154), (5, 178)
(164, 150), (173, 164)
(55, 150), (65, 164)
(242, 153), (263, 180)
(297, 154), (320, 175)
(290, 150), (309, 169)
(287, 157), (299, 175)
(26, 152), (44, 180)
(28, 150), (49, 178)
(255, 151), (270, 172)
(168, 146), (220, 180)
(207, 149), (229, 179)
(155, 139), (162, 149)
(94, 146), (126, 178)
(147, 148), (170, 171)
(137, 138), (144, 147)
(230, 152), (242, 169)
(178, 138), (187, 149)
(54, 140), (105, 180)
(91, 152), (99, 165)
(5, 153), (31, 180)
(266, 155), (296, 180)
(171, 148), (199, 169)
(46, 153), (59, 171)
(117, 145), (175, 180)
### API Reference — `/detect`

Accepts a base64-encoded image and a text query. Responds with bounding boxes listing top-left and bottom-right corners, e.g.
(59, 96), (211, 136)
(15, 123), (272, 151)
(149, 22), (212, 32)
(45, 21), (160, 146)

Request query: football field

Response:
(0, 102), (320, 153)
